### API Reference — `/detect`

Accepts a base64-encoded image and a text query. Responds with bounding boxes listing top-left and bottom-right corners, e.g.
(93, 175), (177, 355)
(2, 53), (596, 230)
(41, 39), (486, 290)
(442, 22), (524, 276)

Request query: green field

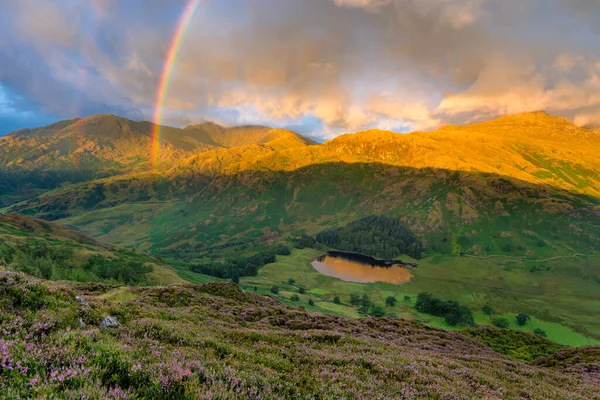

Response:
(241, 248), (600, 347)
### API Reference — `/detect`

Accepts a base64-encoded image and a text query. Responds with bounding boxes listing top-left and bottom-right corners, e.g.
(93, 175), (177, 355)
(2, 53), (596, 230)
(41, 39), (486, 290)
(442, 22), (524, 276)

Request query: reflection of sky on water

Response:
(311, 255), (412, 284)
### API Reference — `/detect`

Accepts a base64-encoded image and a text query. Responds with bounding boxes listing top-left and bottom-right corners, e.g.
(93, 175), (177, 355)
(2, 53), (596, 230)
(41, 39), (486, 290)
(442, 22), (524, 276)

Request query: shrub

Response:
(492, 316), (510, 329)
(403, 296), (411, 303)
(333, 296), (341, 304)
(270, 286), (279, 294)
(534, 328), (547, 337)
(290, 294), (300, 302)
(482, 305), (494, 316)
(385, 296), (397, 306)
(308, 298), (314, 306)
(371, 305), (385, 317)
(288, 278), (296, 285)
(516, 313), (531, 326)
(298, 287), (306, 294)
(350, 293), (361, 306)
(359, 294), (371, 313)
(463, 327), (562, 361)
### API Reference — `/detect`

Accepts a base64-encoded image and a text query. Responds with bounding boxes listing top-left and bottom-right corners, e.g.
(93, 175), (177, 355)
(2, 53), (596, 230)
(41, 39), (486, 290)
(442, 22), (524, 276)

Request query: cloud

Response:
(1, 0), (600, 136)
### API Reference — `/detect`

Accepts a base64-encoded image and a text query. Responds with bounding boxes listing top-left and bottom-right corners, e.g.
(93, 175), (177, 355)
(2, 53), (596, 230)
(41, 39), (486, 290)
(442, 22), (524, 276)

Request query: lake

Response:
(311, 251), (412, 284)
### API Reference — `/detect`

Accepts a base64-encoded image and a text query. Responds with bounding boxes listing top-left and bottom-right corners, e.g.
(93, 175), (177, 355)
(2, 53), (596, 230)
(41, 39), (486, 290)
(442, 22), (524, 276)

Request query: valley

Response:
(1, 111), (600, 348)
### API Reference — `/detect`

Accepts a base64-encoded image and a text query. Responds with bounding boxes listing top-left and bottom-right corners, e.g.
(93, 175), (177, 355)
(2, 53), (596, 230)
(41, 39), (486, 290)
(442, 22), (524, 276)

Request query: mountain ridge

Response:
(0, 114), (315, 205)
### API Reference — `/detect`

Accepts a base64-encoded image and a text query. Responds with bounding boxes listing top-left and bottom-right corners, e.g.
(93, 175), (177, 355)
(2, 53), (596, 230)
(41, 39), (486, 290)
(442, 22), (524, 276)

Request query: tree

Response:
(350, 293), (361, 306)
(359, 294), (371, 313)
(516, 313), (531, 326)
(290, 294), (300, 301)
(534, 328), (547, 337)
(274, 245), (291, 255)
(288, 278), (296, 285)
(333, 296), (341, 304)
(371, 305), (385, 317)
(403, 296), (411, 303)
(231, 275), (240, 284)
(445, 313), (460, 326)
(492, 316), (510, 328)
(270, 286), (279, 294)
(482, 305), (494, 316)
(298, 287), (306, 294)
(296, 235), (316, 249)
(308, 298), (314, 306)
(385, 296), (397, 307)
(414, 293), (474, 326)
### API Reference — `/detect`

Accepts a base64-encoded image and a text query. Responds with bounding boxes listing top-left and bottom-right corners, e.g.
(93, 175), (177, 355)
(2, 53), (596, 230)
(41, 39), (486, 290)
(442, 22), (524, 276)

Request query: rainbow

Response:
(151, 0), (201, 167)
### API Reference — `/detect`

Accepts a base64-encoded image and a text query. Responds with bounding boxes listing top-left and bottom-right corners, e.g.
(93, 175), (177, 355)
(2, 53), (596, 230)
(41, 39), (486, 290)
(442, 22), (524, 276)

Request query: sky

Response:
(1, 0), (600, 139)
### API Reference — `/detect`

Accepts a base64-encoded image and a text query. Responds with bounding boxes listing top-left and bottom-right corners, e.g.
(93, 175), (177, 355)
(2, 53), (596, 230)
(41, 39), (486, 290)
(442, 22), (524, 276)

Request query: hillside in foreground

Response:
(1, 269), (598, 399)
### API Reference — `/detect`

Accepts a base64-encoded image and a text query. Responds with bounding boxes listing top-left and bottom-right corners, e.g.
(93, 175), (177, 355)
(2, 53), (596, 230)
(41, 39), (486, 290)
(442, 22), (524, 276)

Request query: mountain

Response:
(2, 111), (600, 340)
(0, 214), (187, 285)
(0, 114), (314, 206)
(1, 268), (598, 398)
(185, 122), (316, 148)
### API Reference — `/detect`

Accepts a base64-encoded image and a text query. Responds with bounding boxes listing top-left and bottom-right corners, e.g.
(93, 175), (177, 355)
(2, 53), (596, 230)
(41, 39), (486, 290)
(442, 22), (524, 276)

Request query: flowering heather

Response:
(0, 270), (598, 399)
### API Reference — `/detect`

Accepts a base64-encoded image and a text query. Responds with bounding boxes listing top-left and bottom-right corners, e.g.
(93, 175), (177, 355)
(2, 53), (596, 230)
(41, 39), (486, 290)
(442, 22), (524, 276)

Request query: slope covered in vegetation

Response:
(1, 111), (600, 342)
(0, 269), (598, 399)
(0, 215), (185, 286)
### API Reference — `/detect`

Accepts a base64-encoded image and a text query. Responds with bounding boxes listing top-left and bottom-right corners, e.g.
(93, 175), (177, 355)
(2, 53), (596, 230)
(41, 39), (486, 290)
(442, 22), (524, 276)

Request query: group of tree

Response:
(190, 246), (290, 280)
(315, 216), (424, 259)
(295, 235), (317, 249)
(349, 293), (386, 317)
(0, 240), (151, 285)
(415, 293), (474, 326)
(483, 306), (533, 329)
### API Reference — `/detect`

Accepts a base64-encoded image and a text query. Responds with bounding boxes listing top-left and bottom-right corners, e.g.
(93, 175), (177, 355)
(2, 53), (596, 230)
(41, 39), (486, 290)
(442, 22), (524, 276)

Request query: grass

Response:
(146, 264), (188, 285)
(241, 248), (600, 347)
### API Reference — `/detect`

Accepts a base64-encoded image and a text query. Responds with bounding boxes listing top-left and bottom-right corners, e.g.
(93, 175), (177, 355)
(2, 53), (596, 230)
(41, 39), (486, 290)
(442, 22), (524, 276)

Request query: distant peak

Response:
(494, 110), (570, 123)
(186, 121), (224, 130)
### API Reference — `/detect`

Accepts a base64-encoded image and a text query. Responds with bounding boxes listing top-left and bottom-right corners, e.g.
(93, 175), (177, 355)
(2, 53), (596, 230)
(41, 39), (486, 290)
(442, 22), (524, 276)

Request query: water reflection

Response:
(311, 251), (412, 284)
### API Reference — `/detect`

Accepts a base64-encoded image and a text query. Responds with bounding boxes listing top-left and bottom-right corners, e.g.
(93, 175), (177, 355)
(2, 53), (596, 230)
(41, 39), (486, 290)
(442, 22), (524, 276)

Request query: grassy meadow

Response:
(240, 248), (600, 347)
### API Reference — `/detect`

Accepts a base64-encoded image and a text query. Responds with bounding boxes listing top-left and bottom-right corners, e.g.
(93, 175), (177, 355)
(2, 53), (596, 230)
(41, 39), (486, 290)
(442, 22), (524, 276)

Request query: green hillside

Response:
(0, 214), (189, 286)
(1, 111), (600, 343)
